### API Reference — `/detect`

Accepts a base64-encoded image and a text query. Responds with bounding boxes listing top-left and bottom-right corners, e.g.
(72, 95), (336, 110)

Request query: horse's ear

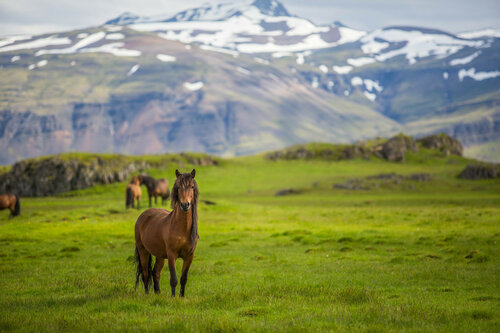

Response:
(191, 169), (196, 178)
(175, 169), (181, 178)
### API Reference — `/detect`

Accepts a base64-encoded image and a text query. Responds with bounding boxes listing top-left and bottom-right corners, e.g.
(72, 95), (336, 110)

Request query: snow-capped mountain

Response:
(359, 27), (485, 65)
(106, 0), (366, 55)
(458, 28), (500, 39)
(0, 0), (498, 164)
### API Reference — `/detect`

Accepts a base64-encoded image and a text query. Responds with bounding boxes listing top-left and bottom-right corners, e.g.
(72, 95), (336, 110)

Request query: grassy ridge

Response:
(0, 155), (499, 332)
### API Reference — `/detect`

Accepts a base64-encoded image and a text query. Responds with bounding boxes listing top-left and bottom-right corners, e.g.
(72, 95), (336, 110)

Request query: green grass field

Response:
(0, 154), (499, 332)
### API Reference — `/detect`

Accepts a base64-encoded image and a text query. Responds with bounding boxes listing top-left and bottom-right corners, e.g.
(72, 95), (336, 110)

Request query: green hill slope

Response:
(0, 149), (499, 331)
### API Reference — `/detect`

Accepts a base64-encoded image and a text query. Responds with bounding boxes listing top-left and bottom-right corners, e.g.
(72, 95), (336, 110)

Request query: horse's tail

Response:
(13, 195), (20, 216)
(126, 187), (133, 208)
(134, 247), (153, 291)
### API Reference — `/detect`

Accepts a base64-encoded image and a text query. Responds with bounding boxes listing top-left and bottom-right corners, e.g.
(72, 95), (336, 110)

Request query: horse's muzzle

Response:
(180, 202), (190, 211)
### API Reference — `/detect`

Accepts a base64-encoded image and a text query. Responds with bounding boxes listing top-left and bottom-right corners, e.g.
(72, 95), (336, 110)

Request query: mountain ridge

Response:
(0, 0), (498, 164)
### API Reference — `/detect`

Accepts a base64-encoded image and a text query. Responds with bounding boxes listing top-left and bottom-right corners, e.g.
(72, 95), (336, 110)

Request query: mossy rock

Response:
(417, 133), (463, 156)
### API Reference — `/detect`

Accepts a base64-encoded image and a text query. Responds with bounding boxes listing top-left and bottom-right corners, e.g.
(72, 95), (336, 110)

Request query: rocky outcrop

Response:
(267, 134), (422, 162)
(417, 133), (463, 156)
(0, 156), (150, 197)
(333, 172), (432, 190)
(459, 164), (499, 179)
(380, 134), (417, 162)
(275, 188), (301, 196)
(0, 152), (219, 197)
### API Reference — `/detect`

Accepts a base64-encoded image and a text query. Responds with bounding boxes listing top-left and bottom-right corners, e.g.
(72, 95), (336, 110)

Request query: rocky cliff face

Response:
(0, 156), (150, 196)
(0, 153), (217, 197)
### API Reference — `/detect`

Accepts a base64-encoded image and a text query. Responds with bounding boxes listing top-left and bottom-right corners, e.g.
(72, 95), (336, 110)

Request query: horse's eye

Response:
(192, 186), (195, 189)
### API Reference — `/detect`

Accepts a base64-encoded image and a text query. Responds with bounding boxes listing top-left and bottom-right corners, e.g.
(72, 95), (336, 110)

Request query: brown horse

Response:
(0, 194), (20, 217)
(126, 176), (142, 209)
(134, 169), (199, 297)
(153, 178), (170, 206)
(137, 175), (170, 207)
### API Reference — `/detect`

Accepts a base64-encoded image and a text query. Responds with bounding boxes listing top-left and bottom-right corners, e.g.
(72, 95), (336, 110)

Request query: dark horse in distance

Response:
(138, 175), (170, 207)
(0, 194), (20, 217)
(134, 169), (199, 297)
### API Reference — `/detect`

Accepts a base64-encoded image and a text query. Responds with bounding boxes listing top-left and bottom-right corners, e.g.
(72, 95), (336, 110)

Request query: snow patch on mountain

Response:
(296, 53), (304, 65)
(458, 68), (500, 81)
(37, 60), (48, 67)
(364, 91), (376, 101)
(0, 35), (71, 53)
(105, 33), (125, 40)
(254, 57), (269, 64)
(351, 77), (363, 86)
(333, 65), (352, 74)
(347, 57), (376, 67)
(80, 42), (141, 57)
(458, 28), (500, 39)
(237, 66), (251, 75)
(361, 28), (484, 64)
(0, 35), (31, 48)
(184, 81), (204, 91)
(272, 51), (292, 58)
(36, 31), (105, 56)
(449, 51), (481, 66)
(311, 76), (319, 88)
(156, 54), (176, 62)
(27, 59), (48, 70)
(364, 79), (383, 92)
(127, 64), (140, 76)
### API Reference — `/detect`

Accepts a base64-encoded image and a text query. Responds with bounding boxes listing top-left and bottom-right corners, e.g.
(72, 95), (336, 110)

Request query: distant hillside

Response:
(0, 0), (498, 164)
(3, 133), (496, 197)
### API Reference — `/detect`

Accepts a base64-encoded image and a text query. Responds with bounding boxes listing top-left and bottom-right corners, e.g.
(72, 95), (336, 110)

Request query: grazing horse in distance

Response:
(0, 194), (20, 217)
(134, 169), (199, 297)
(138, 175), (157, 208)
(126, 176), (142, 209)
(153, 179), (170, 206)
(138, 175), (170, 207)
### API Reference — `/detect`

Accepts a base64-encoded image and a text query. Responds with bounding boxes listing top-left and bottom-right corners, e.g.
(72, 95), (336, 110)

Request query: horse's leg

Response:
(137, 247), (152, 294)
(9, 201), (14, 217)
(180, 255), (194, 297)
(167, 253), (178, 297)
(153, 257), (165, 294)
(137, 195), (141, 210)
(149, 191), (152, 208)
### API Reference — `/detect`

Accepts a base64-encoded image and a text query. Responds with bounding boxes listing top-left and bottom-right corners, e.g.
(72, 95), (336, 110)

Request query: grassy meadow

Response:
(0, 153), (499, 332)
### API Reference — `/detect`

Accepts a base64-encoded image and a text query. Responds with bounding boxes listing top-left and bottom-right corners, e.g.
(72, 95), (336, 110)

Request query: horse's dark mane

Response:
(171, 174), (199, 252)
(139, 175), (156, 191)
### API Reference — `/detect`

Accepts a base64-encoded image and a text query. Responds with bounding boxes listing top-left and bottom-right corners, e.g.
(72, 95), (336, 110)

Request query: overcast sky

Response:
(1, 0), (499, 36)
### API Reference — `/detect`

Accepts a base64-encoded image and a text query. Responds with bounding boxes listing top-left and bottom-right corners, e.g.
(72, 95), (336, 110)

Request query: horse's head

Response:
(172, 169), (198, 212)
(131, 176), (141, 185)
